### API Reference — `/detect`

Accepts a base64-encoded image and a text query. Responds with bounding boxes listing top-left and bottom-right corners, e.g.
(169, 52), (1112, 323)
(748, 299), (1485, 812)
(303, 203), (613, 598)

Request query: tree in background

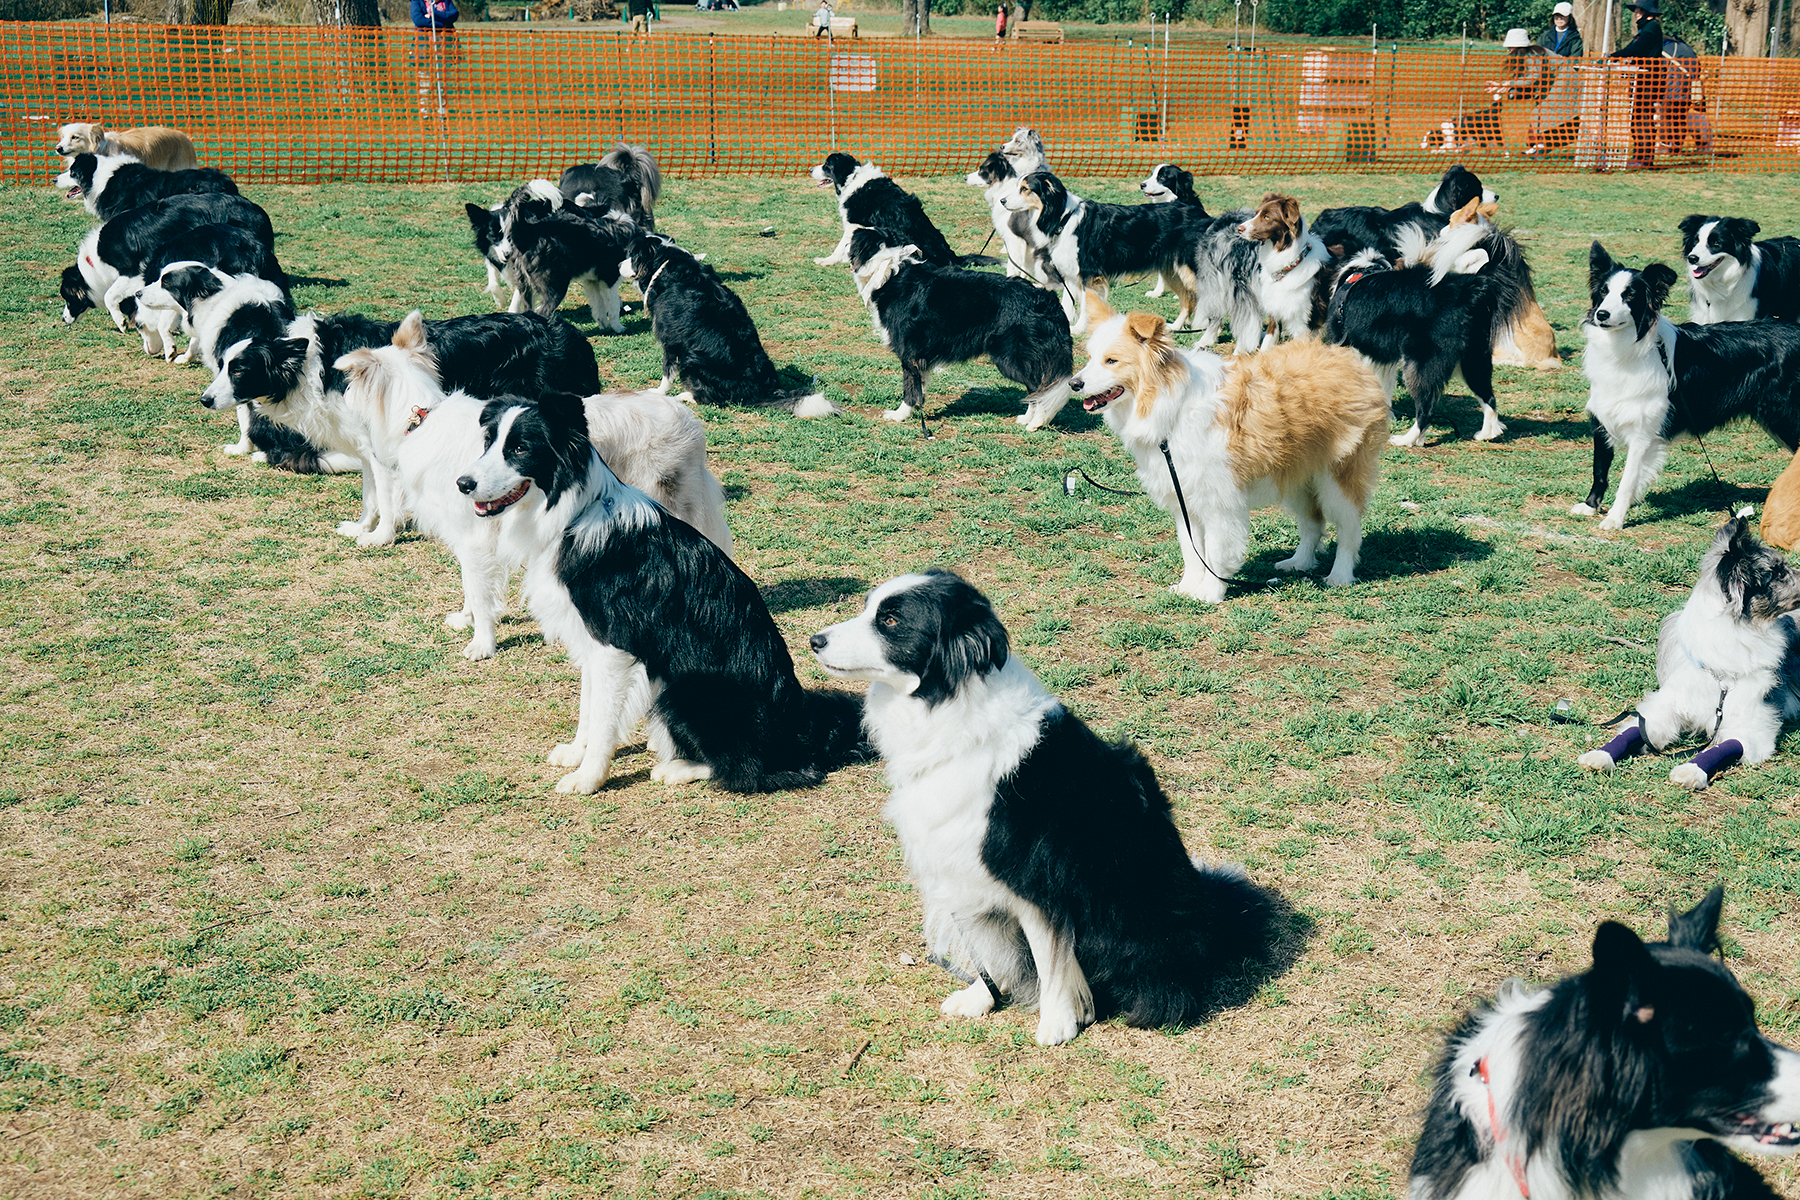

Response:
(900, 0), (931, 33)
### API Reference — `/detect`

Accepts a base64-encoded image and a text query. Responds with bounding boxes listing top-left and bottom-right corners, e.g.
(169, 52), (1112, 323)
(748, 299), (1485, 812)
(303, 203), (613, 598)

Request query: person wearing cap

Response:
(1538, 2), (1583, 56)
(1609, 0), (1667, 169)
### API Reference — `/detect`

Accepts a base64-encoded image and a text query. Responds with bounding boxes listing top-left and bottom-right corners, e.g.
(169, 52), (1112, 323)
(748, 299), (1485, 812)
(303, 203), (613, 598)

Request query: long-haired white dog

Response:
(1579, 513), (1800, 790)
(1067, 293), (1389, 602)
(335, 312), (733, 660)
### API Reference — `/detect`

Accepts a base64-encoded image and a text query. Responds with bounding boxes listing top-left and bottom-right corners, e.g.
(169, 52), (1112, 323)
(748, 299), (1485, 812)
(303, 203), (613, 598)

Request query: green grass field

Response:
(4, 168), (1800, 1199)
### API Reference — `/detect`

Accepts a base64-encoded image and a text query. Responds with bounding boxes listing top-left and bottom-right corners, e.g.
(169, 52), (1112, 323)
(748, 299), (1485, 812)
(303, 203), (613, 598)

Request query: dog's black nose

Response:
(1687, 254), (1700, 264)
(456, 475), (477, 495)
(1594, 309), (1610, 322)
(809, 632), (829, 652)
(1070, 377), (1085, 393)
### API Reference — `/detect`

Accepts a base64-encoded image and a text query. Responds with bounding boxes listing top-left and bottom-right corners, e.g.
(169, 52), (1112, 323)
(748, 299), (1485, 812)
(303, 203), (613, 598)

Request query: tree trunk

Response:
(899, 0), (929, 36)
(331, 0), (381, 24)
(190, 0), (232, 20)
(1574, 0), (1612, 53)
(1725, 0), (1768, 53)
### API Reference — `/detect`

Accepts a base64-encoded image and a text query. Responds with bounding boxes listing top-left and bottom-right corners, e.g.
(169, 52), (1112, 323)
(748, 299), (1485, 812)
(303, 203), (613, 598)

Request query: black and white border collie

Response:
(202, 310), (599, 545)
(457, 391), (869, 792)
(1409, 887), (1800, 1200)
(811, 152), (975, 269)
(809, 571), (1275, 1046)
(1311, 164), (1494, 261)
(1323, 236), (1508, 446)
(620, 232), (834, 417)
(1002, 169), (1206, 335)
(464, 179), (564, 310)
(965, 151), (1036, 280)
(1137, 162), (1204, 298)
(1579, 515), (1800, 790)
(113, 224), (287, 353)
(1678, 215), (1800, 325)
(55, 152), (237, 221)
(494, 203), (636, 333)
(557, 143), (662, 226)
(1576, 242), (1800, 529)
(845, 228), (1072, 431)
(59, 193), (275, 329)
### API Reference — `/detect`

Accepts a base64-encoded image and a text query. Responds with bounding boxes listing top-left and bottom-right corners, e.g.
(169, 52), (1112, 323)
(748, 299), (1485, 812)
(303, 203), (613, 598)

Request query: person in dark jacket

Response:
(1609, 0), (1666, 169)
(412, 0), (458, 29)
(1537, 1), (1583, 56)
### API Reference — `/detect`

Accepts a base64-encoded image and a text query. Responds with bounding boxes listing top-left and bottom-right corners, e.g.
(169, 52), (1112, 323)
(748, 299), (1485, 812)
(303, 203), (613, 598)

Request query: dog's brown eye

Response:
(1104, 357), (1118, 365)
(880, 615), (898, 628)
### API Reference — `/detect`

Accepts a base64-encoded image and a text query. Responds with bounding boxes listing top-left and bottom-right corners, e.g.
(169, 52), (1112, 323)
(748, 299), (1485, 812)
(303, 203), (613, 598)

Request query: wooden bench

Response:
(1013, 20), (1062, 42)
(813, 14), (857, 36)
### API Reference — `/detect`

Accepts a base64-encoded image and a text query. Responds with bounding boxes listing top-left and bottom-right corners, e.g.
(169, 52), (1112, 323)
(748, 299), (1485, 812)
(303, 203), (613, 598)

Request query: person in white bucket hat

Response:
(1539, 2), (1584, 56)
(1479, 28), (1558, 149)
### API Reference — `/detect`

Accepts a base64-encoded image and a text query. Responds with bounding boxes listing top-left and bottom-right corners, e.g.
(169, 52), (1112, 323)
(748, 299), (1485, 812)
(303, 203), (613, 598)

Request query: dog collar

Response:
(1342, 271), (1366, 287)
(1268, 253), (1310, 282)
(405, 405), (430, 434)
(1474, 1056), (1530, 1198)
(639, 259), (669, 307)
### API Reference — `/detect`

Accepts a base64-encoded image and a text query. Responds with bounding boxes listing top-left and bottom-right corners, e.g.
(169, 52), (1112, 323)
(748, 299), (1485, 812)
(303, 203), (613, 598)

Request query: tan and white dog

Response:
(1066, 293), (1388, 602)
(55, 122), (198, 171)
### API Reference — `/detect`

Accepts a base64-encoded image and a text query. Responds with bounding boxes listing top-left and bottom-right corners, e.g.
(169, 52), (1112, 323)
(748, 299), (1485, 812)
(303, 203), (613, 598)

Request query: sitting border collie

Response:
(464, 179), (564, 310)
(1678, 215), (1800, 325)
(1002, 169), (1207, 335)
(1322, 246), (1507, 447)
(457, 391), (870, 792)
(60, 193), (274, 330)
(1578, 514), (1800, 790)
(620, 232), (833, 417)
(809, 571), (1276, 1046)
(844, 228), (1072, 432)
(495, 204), (636, 333)
(812, 152), (979, 268)
(56, 152), (237, 221)
(557, 143), (662, 226)
(1409, 887), (1800, 1200)
(1311, 164), (1494, 260)
(1575, 243), (1800, 529)
(202, 310), (600, 545)
(335, 312), (732, 659)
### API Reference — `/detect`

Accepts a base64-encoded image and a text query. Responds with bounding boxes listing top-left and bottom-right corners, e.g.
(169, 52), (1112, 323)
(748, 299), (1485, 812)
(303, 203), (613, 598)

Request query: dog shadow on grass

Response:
(288, 275), (349, 290)
(1631, 477), (1770, 523)
(1353, 526), (1494, 582)
(761, 575), (869, 613)
(934, 387), (1104, 433)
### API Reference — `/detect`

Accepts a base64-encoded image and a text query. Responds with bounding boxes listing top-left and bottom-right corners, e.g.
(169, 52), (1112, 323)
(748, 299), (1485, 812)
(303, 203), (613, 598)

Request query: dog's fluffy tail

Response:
(804, 686), (878, 772)
(250, 415), (358, 475)
(775, 388), (840, 418)
(1107, 860), (1277, 1030)
(602, 142), (663, 217)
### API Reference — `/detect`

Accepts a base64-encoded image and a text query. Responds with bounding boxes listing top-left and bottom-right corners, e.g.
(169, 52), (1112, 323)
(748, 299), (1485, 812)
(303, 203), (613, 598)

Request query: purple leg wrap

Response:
(1599, 724), (1645, 761)
(1690, 739), (1743, 780)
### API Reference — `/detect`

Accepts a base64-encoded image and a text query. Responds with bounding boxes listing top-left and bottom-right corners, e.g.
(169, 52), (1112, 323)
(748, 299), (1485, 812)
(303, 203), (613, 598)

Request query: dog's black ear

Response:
(1588, 241), (1616, 292)
(1723, 216), (1762, 243)
(913, 575), (1010, 707)
(1588, 920), (1662, 1025)
(1643, 263), (1677, 312)
(465, 202), (489, 229)
(1667, 885), (1724, 953)
(1677, 213), (1709, 240)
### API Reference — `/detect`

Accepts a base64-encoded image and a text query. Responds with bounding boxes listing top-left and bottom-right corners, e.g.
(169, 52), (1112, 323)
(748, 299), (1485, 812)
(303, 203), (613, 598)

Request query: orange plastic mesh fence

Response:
(5, 22), (1800, 183)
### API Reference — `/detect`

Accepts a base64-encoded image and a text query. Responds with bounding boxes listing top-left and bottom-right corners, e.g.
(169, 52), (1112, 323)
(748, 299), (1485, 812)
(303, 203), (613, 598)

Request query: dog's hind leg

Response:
(1014, 902), (1094, 1046)
(336, 462), (382, 538)
(1274, 485), (1325, 575)
(1316, 476), (1365, 587)
(1461, 343), (1505, 441)
(1390, 361), (1440, 447)
(579, 276), (624, 334)
(884, 362), (928, 425)
(1571, 419), (1616, 516)
(355, 459), (403, 548)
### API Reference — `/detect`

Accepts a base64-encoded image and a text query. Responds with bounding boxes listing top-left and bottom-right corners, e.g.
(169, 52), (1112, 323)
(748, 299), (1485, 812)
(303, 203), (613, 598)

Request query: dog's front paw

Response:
(356, 527), (396, 549)
(1474, 416), (1507, 442)
(459, 637), (496, 662)
(547, 741), (585, 767)
(882, 404), (913, 424)
(1034, 1007), (1085, 1046)
(1322, 567), (1356, 588)
(1569, 502), (1598, 517)
(555, 766), (608, 795)
(249, 451), (268, 465)
(940, 979), (996, 1019)
(812, 255), (839, 266)
(335, 519), (369, 538)
(1389, 425), (1425, 448)
(444, 610), (474, 631)
(1598, 511), (1627, 532)
(221, 442), (250, 457)
(1272, 554), (1317, 574)
(1577, 749), (1617, 771)
(1170, 578), (1226, 604)
(1669, 762), (1711, 790)
(172, 349), (193, 365)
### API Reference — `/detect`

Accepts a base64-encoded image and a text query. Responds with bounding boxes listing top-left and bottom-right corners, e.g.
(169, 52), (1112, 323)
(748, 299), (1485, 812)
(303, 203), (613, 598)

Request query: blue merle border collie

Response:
(843, 227), (1072, 432)
(55, 152), (238, 221)
(620, 231), (833, 417)
(557, 143), (662, 225)
(1409, 887), (1800, 1200)
(809, 570), (1276, 1046)
(1575, 242), (1800, 529)
(455, 390), (870, 793)
(811, 152), (992, 269)
(1678, 215), (1800, 325)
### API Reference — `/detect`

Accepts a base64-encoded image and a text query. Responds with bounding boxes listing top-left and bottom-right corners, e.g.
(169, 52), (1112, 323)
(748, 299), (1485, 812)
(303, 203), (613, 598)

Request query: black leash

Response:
(1061, 446), (1227, 584)
(1655, 331), (1727, 492)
